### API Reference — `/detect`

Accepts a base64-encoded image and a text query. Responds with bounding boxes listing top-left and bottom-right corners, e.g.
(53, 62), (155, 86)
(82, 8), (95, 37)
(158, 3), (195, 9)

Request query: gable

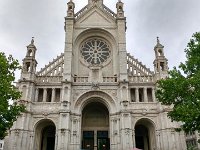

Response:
(75, 5), (116, 27)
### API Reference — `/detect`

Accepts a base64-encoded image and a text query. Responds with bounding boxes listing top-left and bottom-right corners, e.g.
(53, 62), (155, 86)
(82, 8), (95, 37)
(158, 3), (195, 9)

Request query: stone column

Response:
(51, 88), (56, 102)
(135, 88), (139, 102)
(35, 88), (39, 102)
(133, 129), (136, 148)
(43, 88), (47, 102)
(152, 88), (156, 102)
(143, 87), (148, 102)
(121, 113), (134, 150)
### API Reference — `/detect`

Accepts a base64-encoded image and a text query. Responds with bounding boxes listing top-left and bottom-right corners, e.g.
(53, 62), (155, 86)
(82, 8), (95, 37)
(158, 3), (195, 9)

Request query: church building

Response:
(4, 0), (187, 149)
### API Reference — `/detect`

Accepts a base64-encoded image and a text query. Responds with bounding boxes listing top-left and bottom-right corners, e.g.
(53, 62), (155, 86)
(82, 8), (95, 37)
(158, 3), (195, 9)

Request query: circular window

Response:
(80, 38), (110, 65)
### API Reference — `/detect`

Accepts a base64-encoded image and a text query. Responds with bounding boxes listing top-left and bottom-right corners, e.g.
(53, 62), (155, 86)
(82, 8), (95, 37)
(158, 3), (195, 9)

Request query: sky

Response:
(0, 0), (200, 79)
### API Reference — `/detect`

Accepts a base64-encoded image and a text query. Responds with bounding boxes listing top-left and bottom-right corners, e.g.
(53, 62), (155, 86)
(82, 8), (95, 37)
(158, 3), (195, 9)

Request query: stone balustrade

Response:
(36, 76), (63, 83)
(74, 76), (89, 83)
(128, 75), (154, 83)
(103, 5), (117, 18)
(103, 76), (118, 83)
(75, 5), (88, 19)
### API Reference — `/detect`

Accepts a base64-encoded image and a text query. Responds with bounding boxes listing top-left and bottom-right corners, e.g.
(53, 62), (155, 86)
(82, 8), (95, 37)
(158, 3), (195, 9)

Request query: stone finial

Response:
(157, 37), (160, 44)
(31, 37), (34, 45)
(155, 36), (164, 48)
(89, 0), (103, 5)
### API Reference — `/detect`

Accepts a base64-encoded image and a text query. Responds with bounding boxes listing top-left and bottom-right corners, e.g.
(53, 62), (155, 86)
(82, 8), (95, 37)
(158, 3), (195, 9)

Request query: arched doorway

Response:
(135, 119), (156, 150)
(82, 101), (110, 150)
(34, 119), (56, 150)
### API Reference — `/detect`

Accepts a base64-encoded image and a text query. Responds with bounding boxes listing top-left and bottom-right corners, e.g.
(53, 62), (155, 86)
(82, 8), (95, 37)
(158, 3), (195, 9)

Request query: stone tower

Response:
(153, 37), (169, 80)
(4, 1), (187, 150)
(21, 37), (37, 80)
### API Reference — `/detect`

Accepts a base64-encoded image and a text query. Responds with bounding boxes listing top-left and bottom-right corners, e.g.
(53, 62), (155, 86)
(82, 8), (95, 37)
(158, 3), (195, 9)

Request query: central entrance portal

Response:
(82, 102), (110, 150)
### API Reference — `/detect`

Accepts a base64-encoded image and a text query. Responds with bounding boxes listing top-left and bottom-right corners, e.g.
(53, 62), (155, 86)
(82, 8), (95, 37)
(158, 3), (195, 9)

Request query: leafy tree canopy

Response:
(0, 52), (25, 139)
(156, 32), (200, 133)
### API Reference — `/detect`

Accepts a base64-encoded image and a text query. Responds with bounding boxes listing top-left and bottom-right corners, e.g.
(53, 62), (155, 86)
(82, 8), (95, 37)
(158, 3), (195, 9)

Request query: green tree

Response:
(156, 32), (200, 133)
(0, 52), (25, 139)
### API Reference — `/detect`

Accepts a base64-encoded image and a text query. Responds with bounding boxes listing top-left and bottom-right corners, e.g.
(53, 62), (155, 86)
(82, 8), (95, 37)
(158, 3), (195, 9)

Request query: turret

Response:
(116, 0), (124, 18)
(153, 37), (168, 80)
(67, 0), (75, 18)
(21, 37), (37, 80)
(63, 0), (75, 81)
(116, 0), (127, 81)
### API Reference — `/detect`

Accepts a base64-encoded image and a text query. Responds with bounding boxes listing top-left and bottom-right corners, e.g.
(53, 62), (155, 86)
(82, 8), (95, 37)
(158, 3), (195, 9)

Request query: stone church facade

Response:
(4, 0), (187, 150)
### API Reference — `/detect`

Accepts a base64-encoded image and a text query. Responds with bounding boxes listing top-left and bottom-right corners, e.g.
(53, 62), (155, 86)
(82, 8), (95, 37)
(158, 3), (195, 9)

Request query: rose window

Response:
(80, 38), (110, 65)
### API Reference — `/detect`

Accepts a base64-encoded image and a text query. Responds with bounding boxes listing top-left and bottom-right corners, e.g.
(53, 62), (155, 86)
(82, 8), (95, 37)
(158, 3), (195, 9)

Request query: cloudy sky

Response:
(0, 0), (200, 79)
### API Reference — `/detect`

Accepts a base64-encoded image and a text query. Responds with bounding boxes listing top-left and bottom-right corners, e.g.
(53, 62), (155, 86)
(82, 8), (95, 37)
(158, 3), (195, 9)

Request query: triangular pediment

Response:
(75, 5), (116, 27)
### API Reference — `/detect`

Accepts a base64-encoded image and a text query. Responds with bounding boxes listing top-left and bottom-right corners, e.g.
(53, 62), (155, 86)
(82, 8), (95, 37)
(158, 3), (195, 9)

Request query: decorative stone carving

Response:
(75, 91), (115, 107)
(73, 89), (89, 101)
(105, 90), (117, 100)
(62, 100), (69, 107)
(91, 82), (100, 90)
(142, 109), (148, 116)
(61, 128), (66, 135)
(113, 130), (118, 135)
(121, 100), (129, 107)
(14, 129), (20, 136)
(125, 128), (130, 135)
(43, 112), (49, 118)
(62, 113), (67, 117)
(123, 113), (129, 117)
(73, 131), (77, 136)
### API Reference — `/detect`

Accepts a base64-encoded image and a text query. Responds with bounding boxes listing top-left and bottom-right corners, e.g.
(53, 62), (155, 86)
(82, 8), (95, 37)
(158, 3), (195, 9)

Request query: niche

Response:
(130, 88), (136, 102)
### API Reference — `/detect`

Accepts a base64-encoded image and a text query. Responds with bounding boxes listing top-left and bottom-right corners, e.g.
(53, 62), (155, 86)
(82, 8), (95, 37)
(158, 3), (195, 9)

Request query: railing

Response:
(75, 5), (89, 19)
(128, 76), (154, 83)
(127, 53), (153, 76)
(74, 76), (89, 83)
(103, 76), (118, 83)
(73, 76), (118, 83)
(36, 76), (63, 83)
(37, 53), (64, 76)
(103, 4), (117, 18)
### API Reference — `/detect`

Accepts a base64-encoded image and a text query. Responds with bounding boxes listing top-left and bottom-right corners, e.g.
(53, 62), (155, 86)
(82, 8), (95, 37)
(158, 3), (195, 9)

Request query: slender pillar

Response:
(35, 88), (39, 102)
(143, 87), (148, 102)
(133, 129), (136, 148)
(43, 88), (47, 102)
(135, 88), (139, 102)
(51, 88), (56, 102)
(152, 88), (156, 102)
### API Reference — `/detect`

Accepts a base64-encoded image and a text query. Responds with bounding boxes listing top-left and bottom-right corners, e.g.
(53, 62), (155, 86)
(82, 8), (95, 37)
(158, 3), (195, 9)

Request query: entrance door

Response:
(135, 119), (156, 150)
(82, 102), (110, 150)
(82, 131), (110, 150)
(97, 131), (109, 150)
(82, 131), (94, 150)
